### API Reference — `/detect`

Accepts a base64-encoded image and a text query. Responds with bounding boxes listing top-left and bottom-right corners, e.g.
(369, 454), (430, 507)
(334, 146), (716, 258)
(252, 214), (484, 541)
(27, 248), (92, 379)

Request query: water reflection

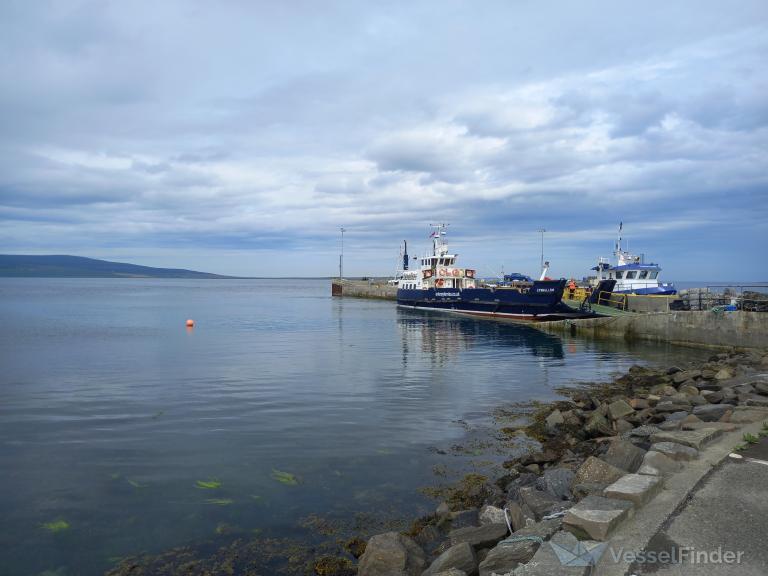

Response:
(397, 309), (564, 368)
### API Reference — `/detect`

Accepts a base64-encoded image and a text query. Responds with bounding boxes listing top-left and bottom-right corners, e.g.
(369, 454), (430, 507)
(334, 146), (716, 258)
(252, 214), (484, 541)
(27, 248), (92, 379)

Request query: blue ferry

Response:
(591, 224), (676, 296)
(396, 225), (612, 322)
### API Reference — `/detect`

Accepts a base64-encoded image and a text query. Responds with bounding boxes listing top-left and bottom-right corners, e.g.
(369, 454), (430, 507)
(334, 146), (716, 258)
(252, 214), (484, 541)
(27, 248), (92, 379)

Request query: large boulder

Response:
(358, 532), (427, 576)
(607, 399), (634, 421)
(573, 456), (625, 486)
(449, 524), (508, 550)
(536, 467), (575, 501)
(637, 450), (683, 476)
(478, 540), (539, 576)
(422, 542), (477, 576)
(601, 439), (646, 473)
(584, 411), (613, 437)
(563, 495), (634, 541)
(517, 486), (562, 521)
(478, 505), (506, 526)
(692, 404), (732, 422)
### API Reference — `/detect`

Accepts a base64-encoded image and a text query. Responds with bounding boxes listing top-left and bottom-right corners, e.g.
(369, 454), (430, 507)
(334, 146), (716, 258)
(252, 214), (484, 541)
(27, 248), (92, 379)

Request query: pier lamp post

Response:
(339, 227), (346, 280)
(538, 228), (546, 272)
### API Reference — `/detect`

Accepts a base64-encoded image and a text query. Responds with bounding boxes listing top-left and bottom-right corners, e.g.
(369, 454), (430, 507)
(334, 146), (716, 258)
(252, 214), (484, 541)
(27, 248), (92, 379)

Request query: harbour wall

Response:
(537, 310), (768, 349)
(331, 279), (397, 300)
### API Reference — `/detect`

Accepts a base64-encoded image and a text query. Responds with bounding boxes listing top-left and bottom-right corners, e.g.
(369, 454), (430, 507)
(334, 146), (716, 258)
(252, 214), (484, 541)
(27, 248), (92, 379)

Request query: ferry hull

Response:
(614, 285), (677, 296)
(397, 280), (601, 322)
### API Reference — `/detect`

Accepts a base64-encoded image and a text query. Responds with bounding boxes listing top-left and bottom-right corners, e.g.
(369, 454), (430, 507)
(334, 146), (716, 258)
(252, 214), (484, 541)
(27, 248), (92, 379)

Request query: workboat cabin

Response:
(591, 226), (676, 296)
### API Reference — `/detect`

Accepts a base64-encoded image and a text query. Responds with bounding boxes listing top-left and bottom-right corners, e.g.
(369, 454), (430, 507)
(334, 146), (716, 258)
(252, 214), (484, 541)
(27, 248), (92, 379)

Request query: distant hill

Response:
(0, 255), (236, 278)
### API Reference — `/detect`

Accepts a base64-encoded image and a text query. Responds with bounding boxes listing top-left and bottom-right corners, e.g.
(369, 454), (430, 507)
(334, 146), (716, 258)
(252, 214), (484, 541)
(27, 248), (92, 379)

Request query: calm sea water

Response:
(0, 279), (706, 575)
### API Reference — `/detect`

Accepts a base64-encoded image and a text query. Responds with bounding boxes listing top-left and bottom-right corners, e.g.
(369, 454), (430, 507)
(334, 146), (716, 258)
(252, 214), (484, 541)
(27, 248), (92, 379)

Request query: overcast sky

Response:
(1, 0), (766, 279)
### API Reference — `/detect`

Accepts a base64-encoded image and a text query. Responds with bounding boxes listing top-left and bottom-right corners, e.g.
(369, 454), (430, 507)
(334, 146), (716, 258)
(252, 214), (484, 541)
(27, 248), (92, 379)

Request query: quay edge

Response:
(535, 310), (768, 350)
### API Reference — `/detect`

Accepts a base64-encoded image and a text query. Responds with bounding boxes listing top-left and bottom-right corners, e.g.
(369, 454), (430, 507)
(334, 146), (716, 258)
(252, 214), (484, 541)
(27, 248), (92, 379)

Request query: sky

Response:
(1, 0), (766, 280)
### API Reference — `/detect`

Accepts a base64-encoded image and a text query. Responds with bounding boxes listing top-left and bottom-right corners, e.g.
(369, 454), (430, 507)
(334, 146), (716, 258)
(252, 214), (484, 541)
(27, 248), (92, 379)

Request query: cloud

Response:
(0, 1), (766, 278)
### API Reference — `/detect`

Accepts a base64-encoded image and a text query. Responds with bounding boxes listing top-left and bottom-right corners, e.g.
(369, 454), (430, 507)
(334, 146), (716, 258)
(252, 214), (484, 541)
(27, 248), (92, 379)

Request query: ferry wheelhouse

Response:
(592, 225), (676, 296)
(396, 225), (607, 321)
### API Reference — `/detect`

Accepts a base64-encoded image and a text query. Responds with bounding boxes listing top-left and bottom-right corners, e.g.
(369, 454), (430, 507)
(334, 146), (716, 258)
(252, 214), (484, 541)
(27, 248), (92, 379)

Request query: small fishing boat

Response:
(591, 224), (677, 296)
(396, 225), (612, 321)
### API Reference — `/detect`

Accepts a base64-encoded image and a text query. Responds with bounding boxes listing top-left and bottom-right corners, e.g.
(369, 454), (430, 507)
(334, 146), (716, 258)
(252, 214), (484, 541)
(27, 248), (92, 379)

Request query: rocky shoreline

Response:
(356, 348), (768, 576)
(107, 348), (768, 576)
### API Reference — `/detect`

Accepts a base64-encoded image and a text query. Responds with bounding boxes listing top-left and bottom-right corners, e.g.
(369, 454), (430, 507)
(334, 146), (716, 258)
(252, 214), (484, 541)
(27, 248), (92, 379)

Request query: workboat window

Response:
(615, 271), (623, 279)
(638, 271), (648, 279)
(626, 271), (637, 279)
(649, 271), (658, 279)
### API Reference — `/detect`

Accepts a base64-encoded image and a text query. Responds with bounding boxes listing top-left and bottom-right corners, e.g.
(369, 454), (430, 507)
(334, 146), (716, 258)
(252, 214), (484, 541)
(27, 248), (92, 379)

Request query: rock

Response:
(436, 502), (451, 518)
(450, 509), (480, 529)
(692, 404), (732, 422)
(478, 540), (539, 576)
(667, 366), (683, 375)
(510, 530), (591, 575)
(679, 385), (700, 396)
(478, 505), (506, 526)
(715, 368), (734, 380)
(650, 442), (698, 461)
(689, 395), (708, 406)
(433, 570), (466, 576)
(615, 419), (634, 434)
(503, 501), (530, 532)
(450, 524), (508, 551)
(672, 371), (690, 384)
(520, 449), (560, 466)
(650, 428), (724, 450)
(601, 439), (646, 473)
(629, 425), (661, 438)
(607, 399), (634, 421)
(637, 450), (683, 476)
(729, 409), (768, 423)
(545, 409), (565, 431)
(536, 468), (575, 501)
(654, 401), (688, 414)
(506, 473), (539, 502)
(524, 464), (540, 474)
(603, 473), (663, 507)
(683, 421), (738, 432)
(563, 495), (634, 541)
(422, 542), (477, 576)
(744, 395), (768, 407)
(517, 487), (562, 521)
(358, 532), (427, 576)
(414, 525), (443, 553)
(584, 411), (613, 437)
(572, 482), (609, 500)
(573, 456), (625, 486)
(754, 382), (768, 396)
(657, 420), (682, 431)
(629, 398), (649, 410)
(646, 394), (662, 405)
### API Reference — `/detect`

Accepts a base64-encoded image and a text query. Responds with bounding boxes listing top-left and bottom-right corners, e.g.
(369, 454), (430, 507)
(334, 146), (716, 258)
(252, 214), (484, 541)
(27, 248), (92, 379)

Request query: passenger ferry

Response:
(396, 225), (611, 321)
(591, 225), (677, 295)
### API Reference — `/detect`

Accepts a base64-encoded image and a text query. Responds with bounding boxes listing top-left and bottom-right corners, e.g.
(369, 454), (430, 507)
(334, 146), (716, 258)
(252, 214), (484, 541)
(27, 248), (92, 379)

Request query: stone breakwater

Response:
(356, 348), (768, 576)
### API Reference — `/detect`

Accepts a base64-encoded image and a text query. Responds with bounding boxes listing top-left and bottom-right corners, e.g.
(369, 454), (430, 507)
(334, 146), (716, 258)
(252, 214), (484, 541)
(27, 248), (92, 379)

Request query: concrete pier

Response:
(331, 279), (397, 300)
(536, 310), (768, 349)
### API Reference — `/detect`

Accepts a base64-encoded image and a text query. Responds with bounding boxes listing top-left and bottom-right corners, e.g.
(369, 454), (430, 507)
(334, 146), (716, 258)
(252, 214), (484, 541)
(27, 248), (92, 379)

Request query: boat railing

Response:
(597, 291), (628, 311)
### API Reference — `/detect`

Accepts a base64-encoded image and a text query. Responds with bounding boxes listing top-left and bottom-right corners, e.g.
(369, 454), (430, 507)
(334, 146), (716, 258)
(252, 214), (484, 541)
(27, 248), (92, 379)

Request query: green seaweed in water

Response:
(41, 520), (70, 533)
(205, 498), (234, 506)
(195, 479), (222, 489)
(270, 469), (299, 485)
(127, 479), (146, 488)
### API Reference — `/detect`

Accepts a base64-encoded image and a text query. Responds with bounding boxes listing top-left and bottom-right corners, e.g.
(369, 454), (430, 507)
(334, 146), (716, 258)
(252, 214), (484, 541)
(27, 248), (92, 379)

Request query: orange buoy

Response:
(186, 319), (195, 327)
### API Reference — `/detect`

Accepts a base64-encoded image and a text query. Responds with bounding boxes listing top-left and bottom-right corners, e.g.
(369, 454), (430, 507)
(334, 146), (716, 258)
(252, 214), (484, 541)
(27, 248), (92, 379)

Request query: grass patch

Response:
(743, 432), (759, 445)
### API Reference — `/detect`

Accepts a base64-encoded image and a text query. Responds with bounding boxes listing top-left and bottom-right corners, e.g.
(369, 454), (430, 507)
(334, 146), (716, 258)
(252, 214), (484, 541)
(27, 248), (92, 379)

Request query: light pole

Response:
(339, 227), (346, 280)
(538, 228), (546, 272)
